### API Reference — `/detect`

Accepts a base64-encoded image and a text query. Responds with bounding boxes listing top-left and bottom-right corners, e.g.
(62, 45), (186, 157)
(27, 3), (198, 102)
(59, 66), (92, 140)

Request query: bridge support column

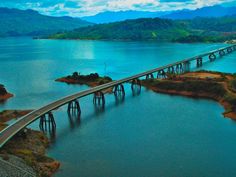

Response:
(93, 91), (105, 106)
(39, 112), (56, 132)
(114, 84), (125, 98)
(233, 46), (236, 51)
(146, 73), (154, 80)
(196, 57), (203, 68)
(219, 50), (225, 57)
(209, 53), (216, 62)
(179, 63), (184, 74)
(157, 70), (167, 79)
(183, 61), (191, 73)
(67, 100), (81, 118)
(175, 64), (181, 74)
(167, 66), (175, 74)
(227, 47), (233, 53)
(131, 79), (141, 95)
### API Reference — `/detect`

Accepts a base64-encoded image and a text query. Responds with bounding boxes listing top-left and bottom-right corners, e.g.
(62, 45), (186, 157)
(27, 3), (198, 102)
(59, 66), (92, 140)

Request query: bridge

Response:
(0, 44), (236, 148)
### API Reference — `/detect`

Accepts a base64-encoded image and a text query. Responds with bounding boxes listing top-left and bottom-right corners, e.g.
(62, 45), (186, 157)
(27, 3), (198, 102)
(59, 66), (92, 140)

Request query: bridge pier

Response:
(209, 53), (216, 62)
(67, 100), (81, 118)
(183, 61), (191, 72)
(93, 91), (105, 106)
(219, 50), (226, 57)
(196, 57), (203, 68)
(131, 79), (141, 95)
(114, 84), (125, 98)
(227, 47), (233, 53)
(146, 73), (154, 80)
(167, 66), (175, 74)
(157, 70), (167, 79)
(39, 112), (56, 132)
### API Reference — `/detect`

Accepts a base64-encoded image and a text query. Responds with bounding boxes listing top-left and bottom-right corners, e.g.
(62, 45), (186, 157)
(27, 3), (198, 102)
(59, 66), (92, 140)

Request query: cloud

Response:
(0, 0), (235, 17)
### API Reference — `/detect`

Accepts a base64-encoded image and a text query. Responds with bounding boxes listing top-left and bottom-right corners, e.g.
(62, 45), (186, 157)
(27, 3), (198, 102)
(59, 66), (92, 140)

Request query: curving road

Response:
(0, 44), (235, 148)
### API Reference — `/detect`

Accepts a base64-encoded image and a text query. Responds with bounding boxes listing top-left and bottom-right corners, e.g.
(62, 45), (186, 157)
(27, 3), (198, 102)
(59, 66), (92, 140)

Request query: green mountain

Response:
(0, 8), (91, 37)
(48, 15), (236, 43)
(48, 18), (190, 41)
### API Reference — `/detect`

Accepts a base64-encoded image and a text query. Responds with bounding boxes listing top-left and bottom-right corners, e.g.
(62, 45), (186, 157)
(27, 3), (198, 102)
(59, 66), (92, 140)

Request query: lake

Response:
(1, 37), (236, 177)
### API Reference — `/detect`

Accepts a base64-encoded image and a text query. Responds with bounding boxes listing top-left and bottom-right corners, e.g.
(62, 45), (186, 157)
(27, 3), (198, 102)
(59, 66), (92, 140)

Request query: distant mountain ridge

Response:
(162, 5), (236, 19)
(81, 10), (169, 24)
(48, 15), (236, 42)
(82, 5), (236, 24)
(0, 7), (91, 37)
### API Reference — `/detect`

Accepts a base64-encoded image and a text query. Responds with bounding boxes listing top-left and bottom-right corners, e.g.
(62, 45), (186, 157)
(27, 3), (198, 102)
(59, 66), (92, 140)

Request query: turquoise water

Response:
(0, 37), (236, 177)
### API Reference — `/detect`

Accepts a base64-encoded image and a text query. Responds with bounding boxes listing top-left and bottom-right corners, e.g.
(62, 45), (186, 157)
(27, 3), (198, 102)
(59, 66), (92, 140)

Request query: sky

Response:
(0, 0), (235, 17)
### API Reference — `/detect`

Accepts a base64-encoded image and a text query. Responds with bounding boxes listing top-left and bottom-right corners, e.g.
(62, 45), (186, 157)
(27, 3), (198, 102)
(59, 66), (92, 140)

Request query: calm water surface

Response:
(0, 37), (236, 177)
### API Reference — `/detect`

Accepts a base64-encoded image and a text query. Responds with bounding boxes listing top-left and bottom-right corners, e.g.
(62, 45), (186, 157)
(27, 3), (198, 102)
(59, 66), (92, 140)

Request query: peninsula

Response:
(142, 71), (236, 119)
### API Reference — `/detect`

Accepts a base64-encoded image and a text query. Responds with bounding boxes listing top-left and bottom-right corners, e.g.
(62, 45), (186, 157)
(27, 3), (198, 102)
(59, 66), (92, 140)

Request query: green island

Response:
(0, 110), (60, 177)
(56, 72), (113, 93)
(142, 71), (236, 119)
(47, 16), (236, 43)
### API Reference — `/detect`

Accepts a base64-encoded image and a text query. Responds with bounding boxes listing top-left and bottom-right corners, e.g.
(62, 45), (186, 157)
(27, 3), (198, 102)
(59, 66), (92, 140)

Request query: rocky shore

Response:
(225, 39), (236, 44)
(0, 84), (13, 102)
(0, 110), (60, 177)
(56, 72), (113, 93)
(142, 71), (236, 120)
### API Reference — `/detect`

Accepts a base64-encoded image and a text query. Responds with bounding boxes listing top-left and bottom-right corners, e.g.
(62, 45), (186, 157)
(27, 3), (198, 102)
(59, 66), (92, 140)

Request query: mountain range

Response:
(82, 5), (236, 24)
(0, 8), (91, 37)
(48, 15), (236, 42)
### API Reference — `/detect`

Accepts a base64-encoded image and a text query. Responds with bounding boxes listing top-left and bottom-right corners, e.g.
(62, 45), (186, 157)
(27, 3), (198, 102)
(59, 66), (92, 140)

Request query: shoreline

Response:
(142, 71), (236, 120)
(0, 110), (60, 177)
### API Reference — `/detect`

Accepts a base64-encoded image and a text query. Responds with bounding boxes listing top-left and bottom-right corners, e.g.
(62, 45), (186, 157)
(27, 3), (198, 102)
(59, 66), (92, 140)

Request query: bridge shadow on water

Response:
(46, 87), (142, 144)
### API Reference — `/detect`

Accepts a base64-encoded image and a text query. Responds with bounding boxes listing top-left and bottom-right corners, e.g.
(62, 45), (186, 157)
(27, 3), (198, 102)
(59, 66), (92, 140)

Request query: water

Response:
(1, 37), (236, 177)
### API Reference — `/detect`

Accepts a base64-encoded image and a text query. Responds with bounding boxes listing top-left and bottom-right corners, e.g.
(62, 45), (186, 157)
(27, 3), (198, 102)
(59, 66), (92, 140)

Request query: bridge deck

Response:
(0, 44), (235, 148)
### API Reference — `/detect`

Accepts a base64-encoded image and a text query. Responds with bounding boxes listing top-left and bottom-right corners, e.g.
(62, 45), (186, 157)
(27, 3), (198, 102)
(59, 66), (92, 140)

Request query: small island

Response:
(56, 72), (113, 92)
(0, 110), (60, 177)
(0, 84), (13, 102)
(142, 71), (236, 119)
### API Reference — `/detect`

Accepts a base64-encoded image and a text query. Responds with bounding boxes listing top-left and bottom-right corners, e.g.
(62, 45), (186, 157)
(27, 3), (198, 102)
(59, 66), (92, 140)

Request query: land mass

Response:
(142, 71), (236, 119)
(0, 110), (60, 177)
(56, 72), (113, 93)
(47, 15), (236, 43)
(0, 7), (91, 37)
(0, 84), (13, 102)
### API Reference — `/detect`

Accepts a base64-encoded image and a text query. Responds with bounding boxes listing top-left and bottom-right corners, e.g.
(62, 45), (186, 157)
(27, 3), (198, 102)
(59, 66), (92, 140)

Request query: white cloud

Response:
(0, 0), (235, 17)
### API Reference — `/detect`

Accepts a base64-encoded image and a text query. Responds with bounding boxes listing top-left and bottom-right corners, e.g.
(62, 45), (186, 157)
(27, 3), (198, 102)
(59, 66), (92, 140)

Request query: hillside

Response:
(48, 18), (190, 41)
(81, 5), (236, 24)
(47, 16), (236, 42)
(0, 8), (91, 37)
(162, 5), (236, 19)
(81, 10), (169, 24)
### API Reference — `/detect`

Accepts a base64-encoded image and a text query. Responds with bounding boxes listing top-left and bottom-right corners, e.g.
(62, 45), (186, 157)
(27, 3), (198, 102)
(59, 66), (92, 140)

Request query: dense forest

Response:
(48, 15), (236, 43)
(0, 8), (91, 37)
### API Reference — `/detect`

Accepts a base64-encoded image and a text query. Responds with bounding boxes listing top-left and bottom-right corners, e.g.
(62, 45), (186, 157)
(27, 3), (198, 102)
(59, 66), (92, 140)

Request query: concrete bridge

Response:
(0, 44), (236, 148)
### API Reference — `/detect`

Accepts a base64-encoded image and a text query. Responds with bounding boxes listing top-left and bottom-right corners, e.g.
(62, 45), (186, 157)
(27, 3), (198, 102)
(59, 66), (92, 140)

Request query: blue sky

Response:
(0, 0), (235, 17)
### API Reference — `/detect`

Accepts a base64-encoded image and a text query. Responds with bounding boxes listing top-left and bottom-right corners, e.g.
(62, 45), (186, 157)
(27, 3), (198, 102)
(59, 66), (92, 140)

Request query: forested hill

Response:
(48, 16), (236, 42)
(0, 8), (91, 37)
(48, 18), (190, 41)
